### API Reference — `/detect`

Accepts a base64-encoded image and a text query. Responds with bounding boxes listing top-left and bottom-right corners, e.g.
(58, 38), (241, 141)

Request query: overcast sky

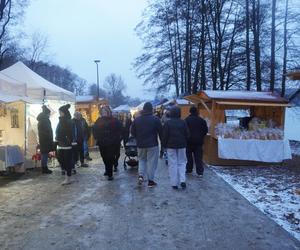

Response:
(23, 0), (148, 98)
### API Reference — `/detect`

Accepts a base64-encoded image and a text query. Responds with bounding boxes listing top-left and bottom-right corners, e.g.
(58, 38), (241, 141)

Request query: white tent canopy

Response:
(1, 61), (75, 102)
(0, 72), (27, 96)
(113, 104), (131, 112)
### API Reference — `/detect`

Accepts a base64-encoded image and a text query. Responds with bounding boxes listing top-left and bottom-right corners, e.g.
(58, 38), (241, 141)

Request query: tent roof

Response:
(113, 104), (131, 112)
(0, 72), (27, 96)
(195, 90), (288, 103)
(0, 92), (39, 104)
(76, 95), (106, 103)
(1, 61), (75, 102)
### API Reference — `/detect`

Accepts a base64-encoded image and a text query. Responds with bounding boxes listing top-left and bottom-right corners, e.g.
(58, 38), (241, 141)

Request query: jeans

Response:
(41, 153), (48, 168)
(167, 148), (187, 186)
(186, 144), (204, 175)
(137, 146), (159, 181)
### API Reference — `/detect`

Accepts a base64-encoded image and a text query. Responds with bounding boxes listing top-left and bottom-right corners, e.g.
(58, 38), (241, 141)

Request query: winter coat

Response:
(55, 116), (74, 148)
(37, 112), (53, 154)
(122, 118), (132, 141)
(93, 117), (122, 147)
(73, 118), (84, 143)
(162, 107), (189, 149)
(131, 112), (163, 148)
(185, 114), (208, 146)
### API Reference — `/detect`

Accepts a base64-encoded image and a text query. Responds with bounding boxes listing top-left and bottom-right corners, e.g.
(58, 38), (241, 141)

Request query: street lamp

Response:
(94, 59), (100, 100)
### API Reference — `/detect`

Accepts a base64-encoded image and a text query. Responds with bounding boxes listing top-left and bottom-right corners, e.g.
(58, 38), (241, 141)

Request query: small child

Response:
(162, 106), (189, 189)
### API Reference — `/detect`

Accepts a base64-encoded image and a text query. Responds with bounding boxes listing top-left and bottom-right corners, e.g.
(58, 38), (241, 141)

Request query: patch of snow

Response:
(210, 166), (300, 241)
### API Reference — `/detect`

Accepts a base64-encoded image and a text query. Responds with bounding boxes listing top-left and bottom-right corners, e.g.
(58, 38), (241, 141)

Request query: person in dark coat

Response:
(72, 111), (89, 168)
(37, 105), (53, 174)
(122, 113), (132, 147)
(93, 106), (122, 180)
(162, 106), (189, 189)
(185, 106), (208, 176)
(56, 104), (74, 185)
(131, 102), (163, 187)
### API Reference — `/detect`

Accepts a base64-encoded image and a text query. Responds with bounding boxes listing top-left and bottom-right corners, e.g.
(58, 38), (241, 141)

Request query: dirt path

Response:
(0, 152), (299, 250)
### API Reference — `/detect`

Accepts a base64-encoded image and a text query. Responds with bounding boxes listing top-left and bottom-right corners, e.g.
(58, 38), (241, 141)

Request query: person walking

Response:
(162, 106), (189, 190)
(56, 104), (74, 185)
(93, 106), (122, 180)
(73, 111), (89, 168)
(131, 102), (162, 187)
(122, 113), (132, 147)
(185, 106), (208, 176)
(37, 105), (53, 174)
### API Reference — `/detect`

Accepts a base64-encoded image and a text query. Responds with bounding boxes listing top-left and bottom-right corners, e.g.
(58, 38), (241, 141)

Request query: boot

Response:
(61, 176), (71, 185)
(42, 167), (52, 174)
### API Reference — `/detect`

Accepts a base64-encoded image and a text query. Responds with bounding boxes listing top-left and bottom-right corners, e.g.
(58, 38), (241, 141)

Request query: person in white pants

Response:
(162, 106), (189, 190)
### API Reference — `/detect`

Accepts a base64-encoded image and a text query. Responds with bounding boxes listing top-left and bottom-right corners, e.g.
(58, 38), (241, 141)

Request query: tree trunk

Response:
(246, 0), (251, 90)
(252, 0), (262, 91)
(270, 0), (276, 92)
(281, 0), (289, 97)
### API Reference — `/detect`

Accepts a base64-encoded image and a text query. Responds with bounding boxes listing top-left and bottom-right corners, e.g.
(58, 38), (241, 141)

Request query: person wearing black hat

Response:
(56, 104), (74, 185)
(131, 102), (163, 187)
(37, 105), (53, 174)
(185, 106), (208, 176)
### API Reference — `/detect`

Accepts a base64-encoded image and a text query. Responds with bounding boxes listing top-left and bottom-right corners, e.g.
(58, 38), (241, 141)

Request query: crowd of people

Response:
(37, 101), (208, 189)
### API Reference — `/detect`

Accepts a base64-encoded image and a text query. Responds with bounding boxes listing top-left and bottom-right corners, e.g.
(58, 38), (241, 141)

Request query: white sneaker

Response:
(61, 176), (71, 186)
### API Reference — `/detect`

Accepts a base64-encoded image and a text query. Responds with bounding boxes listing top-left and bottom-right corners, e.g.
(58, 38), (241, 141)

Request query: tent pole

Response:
(24, 102), (27, 158)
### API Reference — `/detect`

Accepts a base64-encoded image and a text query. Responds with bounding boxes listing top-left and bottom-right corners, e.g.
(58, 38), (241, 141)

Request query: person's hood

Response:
(169, 106), (181, 119)
(37, 112), (49, 122)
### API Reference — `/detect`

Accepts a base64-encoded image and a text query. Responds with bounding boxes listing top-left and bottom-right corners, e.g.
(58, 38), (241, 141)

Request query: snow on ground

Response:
(209, 165), (300, 241)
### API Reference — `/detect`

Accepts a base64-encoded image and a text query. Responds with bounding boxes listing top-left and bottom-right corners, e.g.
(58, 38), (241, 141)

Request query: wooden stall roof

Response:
(286, 71), (300, 80)
(185, 90), (289, 104)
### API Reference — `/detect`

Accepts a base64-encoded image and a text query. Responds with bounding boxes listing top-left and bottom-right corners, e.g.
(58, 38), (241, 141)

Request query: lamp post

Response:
(94, 59), (100, 100)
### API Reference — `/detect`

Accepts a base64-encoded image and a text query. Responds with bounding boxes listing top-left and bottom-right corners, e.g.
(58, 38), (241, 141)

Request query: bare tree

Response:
(28, 31), (49, 70)
(104, 73), (127, 107)
(270, 0), (276, 91)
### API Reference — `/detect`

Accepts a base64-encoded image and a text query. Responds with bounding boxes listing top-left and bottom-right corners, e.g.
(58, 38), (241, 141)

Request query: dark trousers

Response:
(99, 145), (117, 177)
(186, 144), (204, 175)
(74, 142), (84, 165)
(57, 149), (73, 176)
(113, 143), (121, 168)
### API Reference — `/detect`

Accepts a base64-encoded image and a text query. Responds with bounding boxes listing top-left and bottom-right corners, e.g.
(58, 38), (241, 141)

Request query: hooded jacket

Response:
(131, 111), (163, 148)
(37, 112), (53, 153)
(162, 106), (189, 149)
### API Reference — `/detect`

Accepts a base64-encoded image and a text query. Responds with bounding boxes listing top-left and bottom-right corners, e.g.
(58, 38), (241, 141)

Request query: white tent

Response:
(114, 104), (131, 112)
(0, 72), (27, 96)
(1, 61), (75, 102)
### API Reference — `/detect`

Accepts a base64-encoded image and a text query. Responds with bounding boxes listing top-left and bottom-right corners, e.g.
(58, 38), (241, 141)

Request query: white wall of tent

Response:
(0, 61), (75, 171)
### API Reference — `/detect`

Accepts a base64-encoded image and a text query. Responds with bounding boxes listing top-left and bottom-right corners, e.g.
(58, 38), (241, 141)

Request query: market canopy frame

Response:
(1, 61), (75, 102)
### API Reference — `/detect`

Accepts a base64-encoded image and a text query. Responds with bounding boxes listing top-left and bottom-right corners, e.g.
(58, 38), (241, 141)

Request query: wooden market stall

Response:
(157, 99), (194, 119)
(185, 90), (292, 166)
(75, 96), (108, 147)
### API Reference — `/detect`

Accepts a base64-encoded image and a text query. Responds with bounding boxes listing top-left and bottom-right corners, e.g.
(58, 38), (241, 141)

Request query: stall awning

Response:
(0, 93), (40, 104)
(216, 101), (291, 107)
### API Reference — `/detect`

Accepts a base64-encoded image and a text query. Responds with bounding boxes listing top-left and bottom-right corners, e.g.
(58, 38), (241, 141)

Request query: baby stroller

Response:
(123, 137), (138, 170)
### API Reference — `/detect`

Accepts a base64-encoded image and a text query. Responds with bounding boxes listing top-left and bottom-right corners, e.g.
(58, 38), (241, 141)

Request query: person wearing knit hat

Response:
(56, 104), (74, 185)
(37, 105), (53, 174)
(131, 102), (163, 187)
(93, 106), (122, 181)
